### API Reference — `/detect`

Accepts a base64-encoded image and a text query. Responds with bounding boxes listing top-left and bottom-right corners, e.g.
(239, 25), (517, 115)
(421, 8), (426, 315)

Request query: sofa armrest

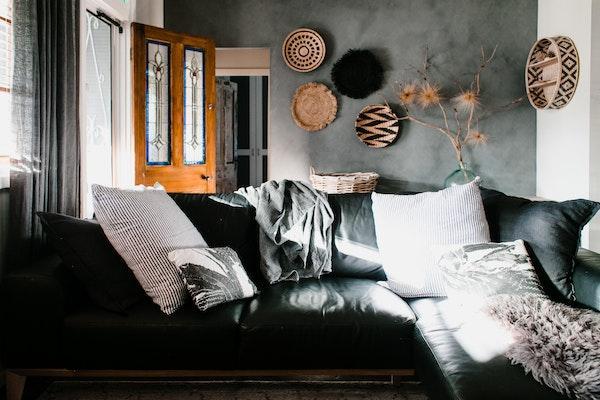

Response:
(573, 248), (600, 311)
(0, 254), (68, 367)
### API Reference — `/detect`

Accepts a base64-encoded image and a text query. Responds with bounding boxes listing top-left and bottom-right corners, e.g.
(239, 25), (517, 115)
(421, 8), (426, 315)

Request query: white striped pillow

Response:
(91, 184), (208, 314)
(371, 179), (490, 297)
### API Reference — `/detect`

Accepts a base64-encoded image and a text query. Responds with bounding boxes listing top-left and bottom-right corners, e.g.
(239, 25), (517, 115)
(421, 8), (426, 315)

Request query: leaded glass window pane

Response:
(146, 41), (170, 165)
(183, 47), (205, 165)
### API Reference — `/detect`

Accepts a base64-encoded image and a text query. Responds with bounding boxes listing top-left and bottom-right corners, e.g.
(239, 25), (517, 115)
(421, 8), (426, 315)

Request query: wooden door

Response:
(132, 23), (216, 192)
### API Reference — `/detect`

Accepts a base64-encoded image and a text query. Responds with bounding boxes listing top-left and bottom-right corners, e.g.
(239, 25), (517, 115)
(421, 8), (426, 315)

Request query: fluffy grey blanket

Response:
(236, 180), (334, 284)
(486, 295), (600, 399)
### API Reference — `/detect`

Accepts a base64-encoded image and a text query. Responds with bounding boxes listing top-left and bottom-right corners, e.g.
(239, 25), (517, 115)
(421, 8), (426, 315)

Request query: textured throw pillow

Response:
(435, 240), (545, 300)
(37, 212), (144, 313)
(481, 188), (600, 300)
(371, 179), (490, 297)
(168, 247), (258, 312)
(91, 184), (208, 314)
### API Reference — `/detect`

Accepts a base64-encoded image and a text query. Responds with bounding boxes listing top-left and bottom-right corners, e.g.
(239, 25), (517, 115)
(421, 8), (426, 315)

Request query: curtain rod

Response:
(96, 10), (123, 34)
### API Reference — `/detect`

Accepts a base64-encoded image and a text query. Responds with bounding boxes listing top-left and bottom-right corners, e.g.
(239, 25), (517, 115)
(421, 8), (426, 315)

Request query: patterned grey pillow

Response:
(435, 240), (546, 299)
(168, 247), (258, 312)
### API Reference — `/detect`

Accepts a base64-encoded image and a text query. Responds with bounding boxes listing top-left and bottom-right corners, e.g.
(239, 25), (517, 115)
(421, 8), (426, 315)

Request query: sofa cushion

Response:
(372, 181), (490, 297)
(37, 212), (144, 314)
(62, 298), (245, 369)
(409, 298), (567, 400)
(239, 277), (416, 369)
(328, 194), (386, 280)
(91, 184), (208, 315)
(169, 247), (259, 311)
(480, 188), (600, 300)
(170, 193), (262, 286)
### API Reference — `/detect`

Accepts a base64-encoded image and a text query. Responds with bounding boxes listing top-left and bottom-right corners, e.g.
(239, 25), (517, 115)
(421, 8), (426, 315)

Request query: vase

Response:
(444, 163), (477, 188)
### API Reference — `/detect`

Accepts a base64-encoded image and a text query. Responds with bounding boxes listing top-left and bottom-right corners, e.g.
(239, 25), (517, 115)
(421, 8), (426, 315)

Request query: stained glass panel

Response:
(183, 47), (205, 165)
(146, 41), (170, 165)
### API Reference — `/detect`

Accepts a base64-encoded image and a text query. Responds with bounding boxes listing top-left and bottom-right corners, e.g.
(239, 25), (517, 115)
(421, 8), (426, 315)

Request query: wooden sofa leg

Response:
(391, 375), (403, 386)
(6, 371), (26, 400)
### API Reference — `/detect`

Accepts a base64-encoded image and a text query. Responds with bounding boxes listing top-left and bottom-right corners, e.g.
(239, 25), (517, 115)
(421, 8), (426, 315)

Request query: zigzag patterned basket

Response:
(309, 167), (379, 194)
(526, 36), (579, 110)
(355, 104), (400, 148)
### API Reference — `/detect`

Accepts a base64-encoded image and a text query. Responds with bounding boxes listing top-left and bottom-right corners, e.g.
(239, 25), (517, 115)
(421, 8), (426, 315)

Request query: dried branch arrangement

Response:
(395, 46), (521, 169)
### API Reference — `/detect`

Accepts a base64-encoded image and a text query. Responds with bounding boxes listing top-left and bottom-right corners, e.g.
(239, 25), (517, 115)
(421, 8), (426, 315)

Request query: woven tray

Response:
(291, 82), (337, 132)
(309, 167), (379, 194)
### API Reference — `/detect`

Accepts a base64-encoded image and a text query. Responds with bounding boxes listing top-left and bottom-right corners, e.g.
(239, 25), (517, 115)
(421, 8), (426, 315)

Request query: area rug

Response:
(36, 381), (429, 400)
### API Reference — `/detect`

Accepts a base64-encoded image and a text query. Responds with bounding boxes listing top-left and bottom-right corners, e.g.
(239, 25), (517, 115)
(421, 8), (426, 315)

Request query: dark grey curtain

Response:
(9, 0), (80, 268)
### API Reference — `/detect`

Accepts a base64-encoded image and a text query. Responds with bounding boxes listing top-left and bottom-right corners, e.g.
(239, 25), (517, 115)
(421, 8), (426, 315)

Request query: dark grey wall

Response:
(165, 0), (537, 195)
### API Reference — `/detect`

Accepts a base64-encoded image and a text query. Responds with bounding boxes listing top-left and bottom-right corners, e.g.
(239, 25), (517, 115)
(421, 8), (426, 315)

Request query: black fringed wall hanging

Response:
(331, 49), (383, 99)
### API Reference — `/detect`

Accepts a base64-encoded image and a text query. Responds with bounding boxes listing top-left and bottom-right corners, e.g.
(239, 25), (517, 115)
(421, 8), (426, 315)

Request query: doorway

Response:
(215, 48), (269, 192)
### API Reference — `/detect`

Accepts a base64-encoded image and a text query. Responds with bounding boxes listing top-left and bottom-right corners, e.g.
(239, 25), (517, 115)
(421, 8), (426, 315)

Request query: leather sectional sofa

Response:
(2, 191), (599, 400)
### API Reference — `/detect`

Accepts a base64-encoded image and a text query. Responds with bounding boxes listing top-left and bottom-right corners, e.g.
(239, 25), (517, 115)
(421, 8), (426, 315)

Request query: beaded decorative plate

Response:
(282, 28), (326, 73)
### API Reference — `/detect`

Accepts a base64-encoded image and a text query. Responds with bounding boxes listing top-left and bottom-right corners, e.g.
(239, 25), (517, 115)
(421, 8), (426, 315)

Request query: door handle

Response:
(201, 174), (212, 180)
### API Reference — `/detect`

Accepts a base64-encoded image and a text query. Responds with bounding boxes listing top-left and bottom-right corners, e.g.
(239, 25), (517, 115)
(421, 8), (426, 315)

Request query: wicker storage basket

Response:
(309, 167), (379, 194)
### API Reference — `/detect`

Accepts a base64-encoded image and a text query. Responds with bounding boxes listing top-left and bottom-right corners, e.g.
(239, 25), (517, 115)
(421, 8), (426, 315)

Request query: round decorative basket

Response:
(291, 82), (337, 132)
(282, 28), (326, 73)
(355, 104), (400, 148)
(525, 36), (579, 110)
(309, 167), (379, 194)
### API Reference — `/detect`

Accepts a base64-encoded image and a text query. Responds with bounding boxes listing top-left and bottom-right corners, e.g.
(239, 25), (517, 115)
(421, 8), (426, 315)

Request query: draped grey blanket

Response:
(236, 180), (334, 284)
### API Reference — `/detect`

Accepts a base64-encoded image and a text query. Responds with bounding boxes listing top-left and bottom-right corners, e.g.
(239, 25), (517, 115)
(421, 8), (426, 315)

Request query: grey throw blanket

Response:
(236, 180), (334, 284)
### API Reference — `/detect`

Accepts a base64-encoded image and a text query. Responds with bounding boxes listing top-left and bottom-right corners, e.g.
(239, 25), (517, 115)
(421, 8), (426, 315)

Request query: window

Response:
(0, 0), (12, 187)
(83, 10), (113, 213)
(80, 0), (129, 216)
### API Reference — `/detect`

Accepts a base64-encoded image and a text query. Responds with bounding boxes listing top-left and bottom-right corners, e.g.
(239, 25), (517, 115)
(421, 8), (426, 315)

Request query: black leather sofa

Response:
(2, 192), (599, 400)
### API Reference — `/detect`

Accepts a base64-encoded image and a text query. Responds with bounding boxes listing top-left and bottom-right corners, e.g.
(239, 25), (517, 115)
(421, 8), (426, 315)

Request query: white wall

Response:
(132, 0), (164, 27)
(537, 0), (600, 249)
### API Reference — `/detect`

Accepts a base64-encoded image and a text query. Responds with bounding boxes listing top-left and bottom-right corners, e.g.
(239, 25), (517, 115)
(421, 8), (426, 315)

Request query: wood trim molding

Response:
(216, 48), (270, 73)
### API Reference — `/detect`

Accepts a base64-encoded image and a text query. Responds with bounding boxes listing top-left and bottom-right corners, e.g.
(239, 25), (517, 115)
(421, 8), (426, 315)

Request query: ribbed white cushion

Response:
(92, 184), (207, 314)
(371, 179), (490, 297)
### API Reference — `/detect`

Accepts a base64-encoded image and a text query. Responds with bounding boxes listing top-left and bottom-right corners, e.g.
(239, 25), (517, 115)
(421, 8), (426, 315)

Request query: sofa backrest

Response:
(169, 193), (263, 286)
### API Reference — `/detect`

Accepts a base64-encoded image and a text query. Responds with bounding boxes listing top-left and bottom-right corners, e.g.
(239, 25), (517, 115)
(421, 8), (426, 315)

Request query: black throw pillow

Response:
(480, 188), (600, 300)
(37, 212), (144, 313)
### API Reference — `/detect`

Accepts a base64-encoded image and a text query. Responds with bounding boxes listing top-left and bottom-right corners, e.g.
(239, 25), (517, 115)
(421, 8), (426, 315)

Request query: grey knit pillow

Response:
(168, 247), (258, 312)
(91, 184), (207, 314)
(371, 179), (490, 297)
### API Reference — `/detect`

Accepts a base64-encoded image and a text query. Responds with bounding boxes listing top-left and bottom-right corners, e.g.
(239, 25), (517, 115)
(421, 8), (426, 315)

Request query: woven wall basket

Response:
(309, 167), (379, 194)
(291, 82), (337, 132)
(526, 36), (579, 110)
(282, 28), (326, 73)
(355, 104), (400, 148)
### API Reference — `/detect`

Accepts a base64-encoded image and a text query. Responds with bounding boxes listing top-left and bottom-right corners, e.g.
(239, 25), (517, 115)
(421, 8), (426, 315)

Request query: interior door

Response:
(132, 23), (216, 192)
